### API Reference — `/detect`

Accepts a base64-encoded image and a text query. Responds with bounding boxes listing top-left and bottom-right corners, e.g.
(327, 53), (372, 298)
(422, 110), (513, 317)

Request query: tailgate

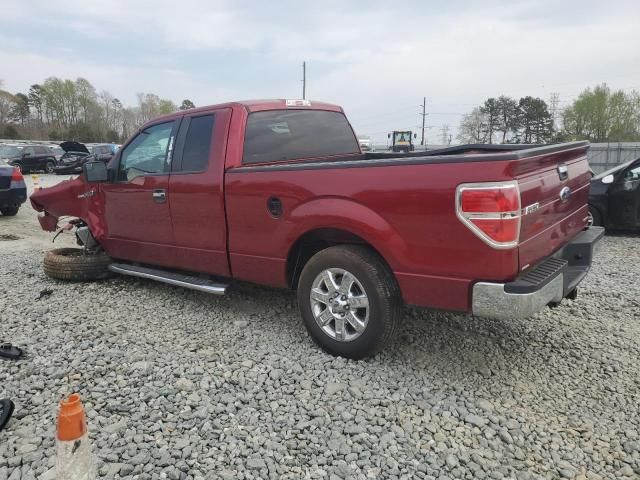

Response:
(517, 145), (591, 271)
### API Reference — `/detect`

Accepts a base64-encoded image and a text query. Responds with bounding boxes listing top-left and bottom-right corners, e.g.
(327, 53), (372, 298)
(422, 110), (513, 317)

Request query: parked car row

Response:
(0, 141), (119, 174)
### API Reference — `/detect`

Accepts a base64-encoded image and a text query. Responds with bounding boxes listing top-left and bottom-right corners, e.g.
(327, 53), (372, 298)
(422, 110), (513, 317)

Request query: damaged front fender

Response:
(30, 176), (107, 240)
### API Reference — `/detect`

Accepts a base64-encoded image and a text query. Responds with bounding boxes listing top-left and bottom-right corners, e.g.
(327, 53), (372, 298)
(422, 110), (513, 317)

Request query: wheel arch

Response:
(284, 197), (407, 289)
(286, 227), (396, 289)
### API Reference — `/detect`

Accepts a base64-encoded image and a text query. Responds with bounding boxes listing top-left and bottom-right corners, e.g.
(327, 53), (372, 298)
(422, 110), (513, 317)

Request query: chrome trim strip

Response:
(109, 264), (227, 295)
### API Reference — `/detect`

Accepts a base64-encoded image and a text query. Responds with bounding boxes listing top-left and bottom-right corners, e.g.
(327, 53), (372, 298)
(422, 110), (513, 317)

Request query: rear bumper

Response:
(0, 187), (27, 208)
(472, 226), (605, 319)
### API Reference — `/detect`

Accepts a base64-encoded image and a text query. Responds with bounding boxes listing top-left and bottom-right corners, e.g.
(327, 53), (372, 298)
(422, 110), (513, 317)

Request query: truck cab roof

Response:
(146, 99), (344, 126)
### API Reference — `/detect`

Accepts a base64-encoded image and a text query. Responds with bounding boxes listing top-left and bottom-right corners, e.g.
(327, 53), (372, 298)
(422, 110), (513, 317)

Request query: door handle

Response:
(152, 189), (166, 203)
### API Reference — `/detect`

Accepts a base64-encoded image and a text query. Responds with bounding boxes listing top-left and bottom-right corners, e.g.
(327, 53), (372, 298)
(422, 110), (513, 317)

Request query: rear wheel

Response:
(45, 161), (56, 174)
(44, 248), (112, 281)
(297, 245), (402, 359)
(0, 206), (19, 216)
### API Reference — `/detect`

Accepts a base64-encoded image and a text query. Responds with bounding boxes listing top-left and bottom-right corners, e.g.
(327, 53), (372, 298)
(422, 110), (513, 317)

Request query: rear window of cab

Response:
(243, 110), (359, 165)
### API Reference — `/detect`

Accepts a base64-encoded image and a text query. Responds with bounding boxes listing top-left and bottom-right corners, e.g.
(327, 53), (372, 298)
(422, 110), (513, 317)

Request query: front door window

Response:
(119, 121), (174, 181)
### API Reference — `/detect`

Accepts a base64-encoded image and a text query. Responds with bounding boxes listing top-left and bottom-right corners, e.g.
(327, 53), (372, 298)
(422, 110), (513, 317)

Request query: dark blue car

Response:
(0, 166), (27, 216)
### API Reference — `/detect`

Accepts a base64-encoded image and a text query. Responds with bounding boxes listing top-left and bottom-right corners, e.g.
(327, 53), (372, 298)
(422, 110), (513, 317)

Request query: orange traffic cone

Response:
(56, 393), (96, 479)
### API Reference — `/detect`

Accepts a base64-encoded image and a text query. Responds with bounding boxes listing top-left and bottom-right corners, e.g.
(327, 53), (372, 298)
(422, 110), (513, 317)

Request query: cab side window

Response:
(172, 114), (215, 172)
(119, 121), (174, 181)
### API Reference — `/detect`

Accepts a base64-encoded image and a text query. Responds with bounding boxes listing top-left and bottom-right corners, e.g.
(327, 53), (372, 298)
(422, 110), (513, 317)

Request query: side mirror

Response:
(602, 174), (614, 185)
(83, 161), (108, 183)
(387, 133), (391, 139)
(414, 133), (417, 139)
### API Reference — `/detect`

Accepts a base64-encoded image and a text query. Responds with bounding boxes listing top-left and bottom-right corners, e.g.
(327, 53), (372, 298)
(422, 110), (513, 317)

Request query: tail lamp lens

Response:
(456, 182), (521, 248)
(11, 167), (23, 182)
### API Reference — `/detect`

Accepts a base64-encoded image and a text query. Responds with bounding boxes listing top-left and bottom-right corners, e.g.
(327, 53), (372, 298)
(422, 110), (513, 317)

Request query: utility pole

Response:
(419, 97), (427, 146)
(302, 61), (306, 99)
(440, 124), (450, 145)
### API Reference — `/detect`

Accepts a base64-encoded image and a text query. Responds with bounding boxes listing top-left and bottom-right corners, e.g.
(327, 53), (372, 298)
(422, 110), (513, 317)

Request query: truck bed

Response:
(226, 141), (591, 311)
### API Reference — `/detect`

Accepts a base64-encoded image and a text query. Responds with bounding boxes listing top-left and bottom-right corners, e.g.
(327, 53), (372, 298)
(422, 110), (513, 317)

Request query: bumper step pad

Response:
(505, 257), (568, 294)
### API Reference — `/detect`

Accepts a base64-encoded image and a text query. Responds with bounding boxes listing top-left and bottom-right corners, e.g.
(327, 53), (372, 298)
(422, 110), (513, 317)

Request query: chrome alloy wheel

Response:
(310, 268), (369, 342)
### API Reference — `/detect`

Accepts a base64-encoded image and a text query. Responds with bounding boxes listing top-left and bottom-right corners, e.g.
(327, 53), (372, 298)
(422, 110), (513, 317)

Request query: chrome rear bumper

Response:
(472, 226), (604, 320)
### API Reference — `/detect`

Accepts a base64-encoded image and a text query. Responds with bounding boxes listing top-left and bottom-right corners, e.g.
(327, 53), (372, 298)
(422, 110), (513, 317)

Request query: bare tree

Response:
(457, 107), (488, 143)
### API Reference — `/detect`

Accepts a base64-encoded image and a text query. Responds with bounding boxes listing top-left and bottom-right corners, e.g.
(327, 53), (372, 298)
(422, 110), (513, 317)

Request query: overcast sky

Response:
(2, 0), (639, 143)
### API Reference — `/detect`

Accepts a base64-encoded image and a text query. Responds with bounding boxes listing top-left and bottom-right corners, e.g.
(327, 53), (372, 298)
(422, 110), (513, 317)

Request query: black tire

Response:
(45, 161), (56, 174)
(297, 245), (402, 359)
(44, 248), (112, 281)
(0, 206), (19, 216)
(588, 206), (603, 227)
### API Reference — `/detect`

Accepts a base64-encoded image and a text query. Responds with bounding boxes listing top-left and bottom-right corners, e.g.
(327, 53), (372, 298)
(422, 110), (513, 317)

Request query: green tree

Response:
(562, 84), (640, 142)
(158, 99), (177, 115)
(495, 95), (520, 143)
(2, 125), (20, 139)
(28, 84), (44, 124)
(179, 99), (196, 110)
(10, 93), (30, 126)
(517, 96), (554, 144)
(480, 98), (501, 144)
(75, 78), (97, 123)
(0, 90), (16, 126)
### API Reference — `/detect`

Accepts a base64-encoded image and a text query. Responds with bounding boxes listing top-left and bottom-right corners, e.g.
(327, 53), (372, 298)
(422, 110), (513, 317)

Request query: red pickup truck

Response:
(31, 99), (603, 358)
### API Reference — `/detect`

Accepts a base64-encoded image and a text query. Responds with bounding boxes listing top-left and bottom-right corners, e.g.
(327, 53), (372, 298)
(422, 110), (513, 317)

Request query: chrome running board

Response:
(109, 263), (227, 295)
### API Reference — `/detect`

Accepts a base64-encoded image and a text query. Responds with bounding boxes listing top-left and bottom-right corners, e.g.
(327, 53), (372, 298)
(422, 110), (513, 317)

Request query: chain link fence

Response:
(587, 143), (640, 174)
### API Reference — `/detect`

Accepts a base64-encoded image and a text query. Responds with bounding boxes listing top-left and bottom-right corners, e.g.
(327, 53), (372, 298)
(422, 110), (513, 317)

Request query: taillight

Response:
(11, 167), (23, 182)
(456, 181), (521, 248)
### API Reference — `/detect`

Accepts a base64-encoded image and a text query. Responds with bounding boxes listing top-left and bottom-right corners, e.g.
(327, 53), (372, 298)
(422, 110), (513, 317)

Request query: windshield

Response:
(394, 132), (411, 145)
(0, 145), (20, 157)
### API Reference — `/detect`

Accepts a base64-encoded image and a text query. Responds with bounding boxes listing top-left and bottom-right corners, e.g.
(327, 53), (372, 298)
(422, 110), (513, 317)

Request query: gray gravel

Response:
(1, 185), (639, 479)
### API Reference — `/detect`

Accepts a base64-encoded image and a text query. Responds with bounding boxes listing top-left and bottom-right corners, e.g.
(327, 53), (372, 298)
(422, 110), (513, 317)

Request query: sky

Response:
(1, 0), (639, 144)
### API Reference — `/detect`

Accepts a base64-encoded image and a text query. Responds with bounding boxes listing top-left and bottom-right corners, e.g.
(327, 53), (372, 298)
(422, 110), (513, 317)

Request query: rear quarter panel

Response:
(225, 160), (522, 311)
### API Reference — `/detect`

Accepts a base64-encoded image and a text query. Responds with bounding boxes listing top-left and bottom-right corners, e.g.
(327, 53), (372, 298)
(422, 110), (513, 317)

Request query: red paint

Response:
(30, 99), (591, 313)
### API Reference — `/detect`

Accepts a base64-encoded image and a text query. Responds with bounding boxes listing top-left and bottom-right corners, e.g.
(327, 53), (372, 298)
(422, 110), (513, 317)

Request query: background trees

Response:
(458, 95), (554, 144)
(0, 76), (179, 143)
(562, 84), (640, 142)
(459, 84), (640, 145)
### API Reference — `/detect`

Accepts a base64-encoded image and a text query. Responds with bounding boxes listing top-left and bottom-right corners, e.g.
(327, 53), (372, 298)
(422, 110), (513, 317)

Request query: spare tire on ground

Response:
(44, 248), (112, 281)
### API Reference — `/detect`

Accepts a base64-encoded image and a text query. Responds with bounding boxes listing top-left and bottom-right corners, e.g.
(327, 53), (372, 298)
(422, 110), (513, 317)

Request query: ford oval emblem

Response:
(559, 186), (571, 202)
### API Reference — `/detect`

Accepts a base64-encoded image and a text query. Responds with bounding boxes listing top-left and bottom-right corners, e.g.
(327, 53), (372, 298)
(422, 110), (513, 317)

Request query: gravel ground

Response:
(0, 175), (639, 479)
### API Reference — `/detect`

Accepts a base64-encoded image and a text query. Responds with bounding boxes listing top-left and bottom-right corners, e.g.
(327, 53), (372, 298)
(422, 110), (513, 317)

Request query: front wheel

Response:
(45, 161), (56, 174)
(297, 245), (402, 359)
(44, 248), (112, 281)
